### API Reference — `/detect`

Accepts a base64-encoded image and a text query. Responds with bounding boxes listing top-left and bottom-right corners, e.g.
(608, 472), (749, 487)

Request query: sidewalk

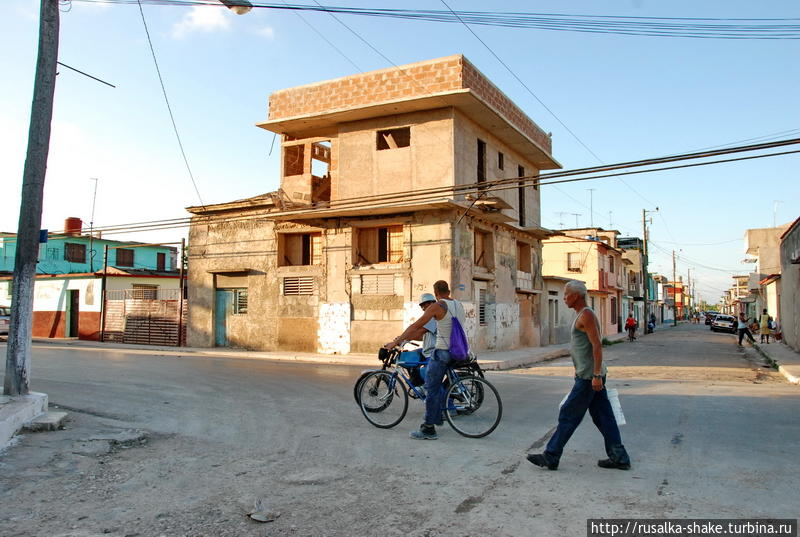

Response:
(22, 331), (630, 371)
(752, 340), (800, 385)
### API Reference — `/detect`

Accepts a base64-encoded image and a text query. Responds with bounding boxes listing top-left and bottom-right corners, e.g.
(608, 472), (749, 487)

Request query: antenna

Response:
(569, 212), (582, 227)
(89, 178), (99, 271)
(555, 211), (569, 228)
(586, 188), (595, 227)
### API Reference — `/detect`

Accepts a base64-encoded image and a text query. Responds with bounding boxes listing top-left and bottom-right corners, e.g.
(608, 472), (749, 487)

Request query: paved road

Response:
(1, 323), (797, 537)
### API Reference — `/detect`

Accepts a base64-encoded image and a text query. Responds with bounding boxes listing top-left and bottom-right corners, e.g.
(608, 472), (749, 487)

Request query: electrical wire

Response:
(72, 1), (800, 39)
(136, 0), (206, 209)
(4, 136), (798, 245)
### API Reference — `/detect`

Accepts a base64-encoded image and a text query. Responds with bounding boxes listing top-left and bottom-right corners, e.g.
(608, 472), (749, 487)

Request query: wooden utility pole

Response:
(642, 209), (649, 332)
(4, 0), (60, 396)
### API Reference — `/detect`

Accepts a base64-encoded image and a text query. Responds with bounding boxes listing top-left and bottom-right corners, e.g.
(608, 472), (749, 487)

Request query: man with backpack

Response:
(385, 280), (468, 440)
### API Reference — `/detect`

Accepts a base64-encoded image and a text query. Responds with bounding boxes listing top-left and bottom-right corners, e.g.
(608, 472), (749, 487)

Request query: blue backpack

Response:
(444, 300), (469, 361)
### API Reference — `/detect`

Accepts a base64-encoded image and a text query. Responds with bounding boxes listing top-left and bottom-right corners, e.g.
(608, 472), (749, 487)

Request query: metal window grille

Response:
(233, 289), (248, 315)
(131, 284), (158, 299)
(283, 276), (315, 296)
(361, 274), (395, 295)
(479, 289), (487, 326)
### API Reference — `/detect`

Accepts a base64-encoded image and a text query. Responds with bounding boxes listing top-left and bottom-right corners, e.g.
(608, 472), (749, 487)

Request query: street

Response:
(1, 323), (798, 537)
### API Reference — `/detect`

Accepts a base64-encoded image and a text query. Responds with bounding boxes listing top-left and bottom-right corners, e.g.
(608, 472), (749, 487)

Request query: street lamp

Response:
(218, 0), (253, 15)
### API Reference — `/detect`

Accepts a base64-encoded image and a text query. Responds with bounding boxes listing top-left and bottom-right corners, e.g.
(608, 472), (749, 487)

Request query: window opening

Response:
(311, 141), (332, 203)
(518, 165), (526, 226)
(157, 252), (166, 271)
(116, 248), (134, 267)
(479, 288), (487, 326)
(498, 152), (504, 170)
(611, 297), (617, 324)
(280, 233), (322, 266)
(474, 230), (492, 268)
(284, 144), (304, 176)
(132, 284), (158, 300)
(356, 226), (403, 265)
(477, 139), (487, 189)
(361, 274), (395, 295)
(65, 243), (86, 263)
(376, 127), (410, 150)
(283, 276), (315, 296)
(233, 289), (248, 315)
(567, 252), (581, 272)
(517, 242), (532, 273)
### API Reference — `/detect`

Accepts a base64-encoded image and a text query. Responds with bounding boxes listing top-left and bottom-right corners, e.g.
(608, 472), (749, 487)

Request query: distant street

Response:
(1, 323), (798, 537)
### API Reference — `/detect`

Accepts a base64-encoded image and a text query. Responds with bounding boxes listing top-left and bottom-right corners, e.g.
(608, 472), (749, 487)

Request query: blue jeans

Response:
(544, 377), (630, 464)
(423, 349), (451, 426)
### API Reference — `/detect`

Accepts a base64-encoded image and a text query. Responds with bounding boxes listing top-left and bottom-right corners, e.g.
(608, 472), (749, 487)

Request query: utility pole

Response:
(4, 0), (59, 396)
(642, 208), (658, 333)
(4, 0), (252, 397)
(672, 250), (678, 327)
(89, 177), (98, 272)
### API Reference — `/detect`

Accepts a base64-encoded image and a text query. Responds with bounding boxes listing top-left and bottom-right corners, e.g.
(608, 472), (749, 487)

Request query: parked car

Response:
(0, 306), (9, 335)
(711, 314), (737, 334)
(705, 312), (719, 326)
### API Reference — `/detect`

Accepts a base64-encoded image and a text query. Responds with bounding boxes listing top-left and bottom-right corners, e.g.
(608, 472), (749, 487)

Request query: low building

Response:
(0, 218), (182, 343)
(541, 275), (574, 345)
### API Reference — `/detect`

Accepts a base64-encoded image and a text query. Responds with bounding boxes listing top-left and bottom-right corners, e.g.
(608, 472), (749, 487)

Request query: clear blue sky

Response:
(1, 0), (798, 303)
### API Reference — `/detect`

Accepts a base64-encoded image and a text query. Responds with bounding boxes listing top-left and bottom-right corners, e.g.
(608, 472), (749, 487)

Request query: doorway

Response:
(66, 289), (80, 337)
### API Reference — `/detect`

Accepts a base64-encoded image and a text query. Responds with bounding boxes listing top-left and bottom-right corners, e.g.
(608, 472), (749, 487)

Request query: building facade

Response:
(186, 55), (560, 354)
(541, 227), (625, 337)
(779, 218), (800, 351)
(0, 218), (180, 341)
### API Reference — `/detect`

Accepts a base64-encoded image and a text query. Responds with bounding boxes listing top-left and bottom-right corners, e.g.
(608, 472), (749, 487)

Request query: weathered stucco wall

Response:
(336, 109), (454, 202)
(452, 111), (541, 227)
(780, 223), (800, 351)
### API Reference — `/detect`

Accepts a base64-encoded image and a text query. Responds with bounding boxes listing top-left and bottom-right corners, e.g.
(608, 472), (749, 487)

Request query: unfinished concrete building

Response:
(186, 55), (560, 354)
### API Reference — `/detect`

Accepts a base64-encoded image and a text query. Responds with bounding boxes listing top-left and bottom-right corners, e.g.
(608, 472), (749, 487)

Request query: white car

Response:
(0, 306), (9, 335)
(711, 314), (737, 334)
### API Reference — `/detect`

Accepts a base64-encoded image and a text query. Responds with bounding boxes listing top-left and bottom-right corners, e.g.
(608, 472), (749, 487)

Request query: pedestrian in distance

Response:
(759, 308), (772, 344)
(737, 312), (755, 346)
(647, 312), (656, 334)
(527, 280), (631, 471)
(625, 312), (637, 342)
(384, 280), (468, 441)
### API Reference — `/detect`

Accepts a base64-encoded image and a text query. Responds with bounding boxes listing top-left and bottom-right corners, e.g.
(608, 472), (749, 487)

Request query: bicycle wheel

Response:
(353, 370), (376, 405)
(358, 371), (408, 428)
(444, 377), (502, 438)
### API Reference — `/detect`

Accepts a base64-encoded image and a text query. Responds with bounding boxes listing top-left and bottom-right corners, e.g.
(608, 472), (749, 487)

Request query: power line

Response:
(136, 0), (205, 209)
(6, 136), (796, 243)
(73, 1), (800, 39)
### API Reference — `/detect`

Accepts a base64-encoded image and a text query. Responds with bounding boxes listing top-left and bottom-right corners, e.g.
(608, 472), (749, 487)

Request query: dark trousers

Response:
(545, 377), (630, 464)
(738, 328), (755, 345)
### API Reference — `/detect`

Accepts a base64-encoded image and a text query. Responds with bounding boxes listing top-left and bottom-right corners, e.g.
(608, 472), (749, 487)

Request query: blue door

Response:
(215, 290), (232, 347)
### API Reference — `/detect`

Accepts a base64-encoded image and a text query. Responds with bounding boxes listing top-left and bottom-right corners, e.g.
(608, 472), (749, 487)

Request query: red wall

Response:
(32, 311), (101, 341)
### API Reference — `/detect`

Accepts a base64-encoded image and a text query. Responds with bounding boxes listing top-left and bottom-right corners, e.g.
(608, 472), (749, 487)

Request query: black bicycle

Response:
(354, 345), (501, 438)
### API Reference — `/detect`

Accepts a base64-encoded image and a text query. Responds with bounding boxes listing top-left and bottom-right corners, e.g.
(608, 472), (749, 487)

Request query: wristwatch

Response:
(592, 374), (603, 379)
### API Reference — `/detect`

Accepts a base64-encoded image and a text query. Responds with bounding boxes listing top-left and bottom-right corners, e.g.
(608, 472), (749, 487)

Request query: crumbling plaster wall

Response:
(336, 109), (454, 202)
(187, 215), (278, 349)
(452, 110), (541, 226)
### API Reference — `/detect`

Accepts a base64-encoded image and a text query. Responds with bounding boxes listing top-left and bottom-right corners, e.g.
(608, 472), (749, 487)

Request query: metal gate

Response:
(103, 289), (187, 346)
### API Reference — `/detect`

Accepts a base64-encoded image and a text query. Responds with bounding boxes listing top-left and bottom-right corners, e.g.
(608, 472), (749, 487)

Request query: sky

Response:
(1, 0), (799, 304)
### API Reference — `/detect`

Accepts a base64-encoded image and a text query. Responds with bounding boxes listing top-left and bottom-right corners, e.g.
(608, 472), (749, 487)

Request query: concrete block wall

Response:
(268, 55), (551, 156)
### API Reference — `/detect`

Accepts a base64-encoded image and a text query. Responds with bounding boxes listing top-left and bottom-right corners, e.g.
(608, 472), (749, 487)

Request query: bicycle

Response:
(355, 345), (502, 438)
(352, 344), (484, 405)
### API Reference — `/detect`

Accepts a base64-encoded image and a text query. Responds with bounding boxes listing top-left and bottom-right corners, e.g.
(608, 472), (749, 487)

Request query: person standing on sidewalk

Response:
(527, 280), (631, 471)
(385, 280), (467, 440)
(737, 312), (755, 346)
(759, 308), (772, 344)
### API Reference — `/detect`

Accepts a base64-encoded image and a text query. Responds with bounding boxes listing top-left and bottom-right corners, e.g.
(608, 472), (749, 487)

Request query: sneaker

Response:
(597, 458), (631, 470)
(527, 453), (558, 470)
(410, 424), (438, 440)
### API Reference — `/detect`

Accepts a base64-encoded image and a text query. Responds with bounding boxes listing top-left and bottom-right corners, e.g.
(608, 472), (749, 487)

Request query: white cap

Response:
(418, 293), (436, 305)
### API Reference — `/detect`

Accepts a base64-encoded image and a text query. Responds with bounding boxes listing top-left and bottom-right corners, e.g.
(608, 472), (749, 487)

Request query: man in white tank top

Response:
(386, 280), (466, 440)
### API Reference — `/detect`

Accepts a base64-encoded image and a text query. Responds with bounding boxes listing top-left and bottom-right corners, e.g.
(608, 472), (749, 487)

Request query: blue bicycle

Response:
(355, 346), (502, 438)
